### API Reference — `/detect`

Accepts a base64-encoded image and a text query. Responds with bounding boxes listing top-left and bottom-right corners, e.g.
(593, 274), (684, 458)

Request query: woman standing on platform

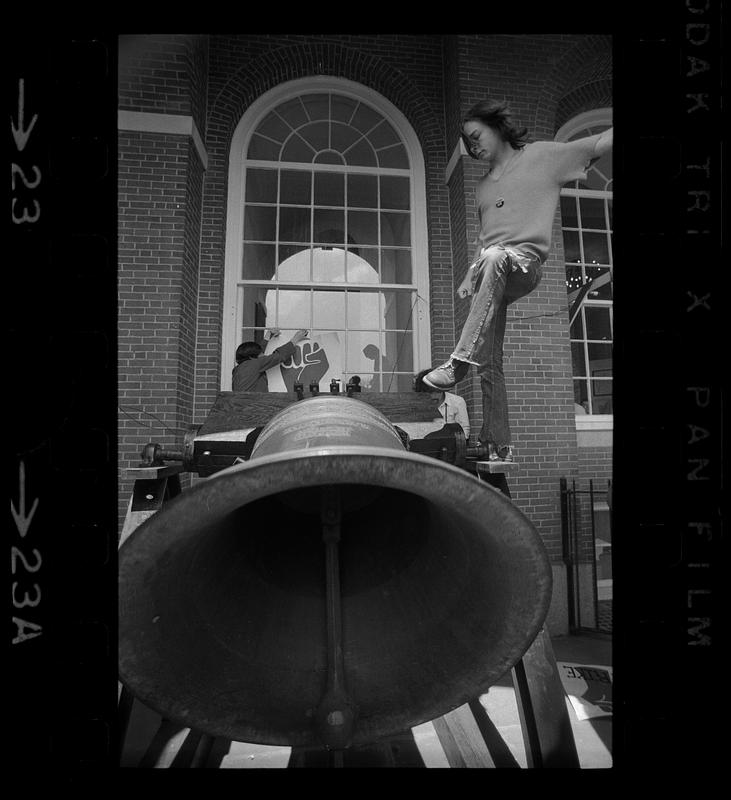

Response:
(422, 100), (612, 462)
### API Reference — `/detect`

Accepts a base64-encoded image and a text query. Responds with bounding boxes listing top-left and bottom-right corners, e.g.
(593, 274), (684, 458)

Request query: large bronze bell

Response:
(119, 396), (552, 749)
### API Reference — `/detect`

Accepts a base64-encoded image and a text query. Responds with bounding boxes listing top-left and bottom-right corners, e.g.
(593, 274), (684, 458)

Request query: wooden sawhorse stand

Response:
(118, 463), (580, 768)
(429, 460), (580, 768)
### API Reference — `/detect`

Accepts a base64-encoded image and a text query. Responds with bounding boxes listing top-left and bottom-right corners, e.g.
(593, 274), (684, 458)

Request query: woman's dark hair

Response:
(461, 100), (529, 158)
(235, 341), (262, 364)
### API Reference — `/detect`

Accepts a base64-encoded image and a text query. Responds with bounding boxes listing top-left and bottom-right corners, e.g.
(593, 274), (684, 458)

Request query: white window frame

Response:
(556, 108), (613, 432)
(221, 76), (432, 390)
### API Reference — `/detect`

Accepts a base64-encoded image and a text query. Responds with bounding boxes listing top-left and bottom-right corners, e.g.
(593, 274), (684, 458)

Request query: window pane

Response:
(275, 97), (309, 129)
(314, 172), (344, 206)
(382, 290), (414, 330)
(368, 120), (400, 149)
(582, 231), (610, 264)
(586, 265), (613, 300)
(591, 382), (613, 414)
(331, 122), (362, 154)
(381, 249), (412, 284)
(244, 205), (277, 241)
(585, 306), (612, 340)
(347, 291), (380, 329)
(565, 263), (584, 293)
(313, 209), (345, 244)
(314, 151), (343, 165)
(587, 343), (612, 375)
(569, 309), (585, 340)
(560, 195), (578, 227)
(571, 342), (587, 376)
(239, 326), (267, 350)
(348, 332), (382, 372)
(348, 174), (377, 208)
(278, 245), (310, 280)
(574, 380), (589, 410)
(280, 170), (311, 204)
(300, 121), (329, 152)
(384, 330), (414, 372)
(331, 95), (358, 124)
(279, 207), (311, 243)
(381, 212), (410, 246)
(278, 289), (311, 328)
(562, 230), (580, 263)
(245, 168), (277, 203)
(348, 210), (378, 245)
(241, 287), (270, 329)
(248, 133), (281, 161)
(378, 144), (409, 168)
(282, 134), (315, 163)
(353, 373), (378, 391)
(380, 175), (410, 210)
(345, 139), (377, 167)
(389, 374), (416, 393)
(592, 151), (612, 182)
(579, 197), (606, 230)
(314, 290), (346, 329)
(346, 249), (379, 283)
(256, 111), (290, 143)
(301, 94), (330, 122)
(350, 103), (383, 134)
(312, 247), (345, 283)
(243, 243), (276, 280)
(585, 167), (609, 191)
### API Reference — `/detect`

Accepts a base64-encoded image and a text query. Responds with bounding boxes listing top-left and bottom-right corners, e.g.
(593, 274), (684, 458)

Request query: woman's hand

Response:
(290, 329), (309, 344)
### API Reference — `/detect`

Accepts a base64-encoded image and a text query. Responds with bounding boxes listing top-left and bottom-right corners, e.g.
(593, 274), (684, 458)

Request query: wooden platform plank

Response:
(475, 460), (519, 474)
(432, 705), (497, 768)
(123, 464), (184, 480)
(198, 392), (441, 435)
(511, 627), (581, 768)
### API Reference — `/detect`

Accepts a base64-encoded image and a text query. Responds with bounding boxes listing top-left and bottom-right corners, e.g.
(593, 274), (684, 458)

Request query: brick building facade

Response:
(118, 33), (613, 633)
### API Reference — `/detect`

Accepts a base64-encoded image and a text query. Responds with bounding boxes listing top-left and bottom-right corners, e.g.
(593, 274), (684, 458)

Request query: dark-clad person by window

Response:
(232, 328), (309, 392)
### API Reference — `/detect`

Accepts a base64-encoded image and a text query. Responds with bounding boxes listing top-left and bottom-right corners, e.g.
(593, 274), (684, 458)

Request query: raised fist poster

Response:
(264, 332), (343, 393)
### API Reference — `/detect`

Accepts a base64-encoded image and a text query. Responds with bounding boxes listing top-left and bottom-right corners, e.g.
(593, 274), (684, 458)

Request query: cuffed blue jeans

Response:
(451, 245), (542, 448)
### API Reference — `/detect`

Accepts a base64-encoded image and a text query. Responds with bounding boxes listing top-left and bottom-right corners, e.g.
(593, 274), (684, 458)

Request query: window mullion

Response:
(245, 158), (410, 177)
(343, 289), (349, 374)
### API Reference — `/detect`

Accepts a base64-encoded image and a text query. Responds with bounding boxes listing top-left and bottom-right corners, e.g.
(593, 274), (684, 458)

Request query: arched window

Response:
(556, 109), (613, 418)
(221, 77), (431, 393)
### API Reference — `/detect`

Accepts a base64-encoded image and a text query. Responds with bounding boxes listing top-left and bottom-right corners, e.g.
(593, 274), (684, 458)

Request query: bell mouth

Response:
(119, 450), (551, 747)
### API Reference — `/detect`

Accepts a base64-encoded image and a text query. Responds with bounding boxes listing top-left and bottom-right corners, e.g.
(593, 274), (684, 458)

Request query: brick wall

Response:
(118, 34), (208, 530)
(578, 445), (612, 485)
(119, 34), (203, 118)
(117, 132), (197, 522)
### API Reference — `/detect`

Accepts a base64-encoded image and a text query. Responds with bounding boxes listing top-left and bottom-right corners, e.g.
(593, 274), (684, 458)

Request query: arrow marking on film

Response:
(11, 461), (39, 538)
(11, 79), (38, 152)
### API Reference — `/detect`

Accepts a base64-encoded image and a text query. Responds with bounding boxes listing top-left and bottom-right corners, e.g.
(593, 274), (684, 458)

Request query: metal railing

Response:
(560, 478), (612, 634)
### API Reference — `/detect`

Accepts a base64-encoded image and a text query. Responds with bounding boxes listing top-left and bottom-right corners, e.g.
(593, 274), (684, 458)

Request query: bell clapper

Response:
(314, 485), (357, 751)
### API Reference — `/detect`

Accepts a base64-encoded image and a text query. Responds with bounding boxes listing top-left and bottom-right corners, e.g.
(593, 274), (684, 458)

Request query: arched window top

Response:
(247, 91), (410, 169)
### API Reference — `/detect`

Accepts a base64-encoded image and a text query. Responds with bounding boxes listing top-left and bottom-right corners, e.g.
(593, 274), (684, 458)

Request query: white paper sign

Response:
(557, 662), (613, 720)
(264, 332), (343, 393)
